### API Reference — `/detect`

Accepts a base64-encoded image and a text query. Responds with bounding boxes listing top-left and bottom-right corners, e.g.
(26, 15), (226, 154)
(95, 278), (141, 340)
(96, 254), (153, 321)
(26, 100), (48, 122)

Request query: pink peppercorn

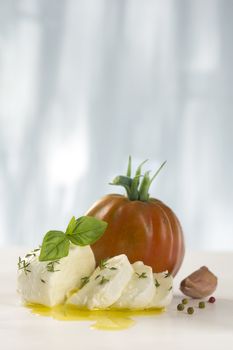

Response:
(208, 296), (216, 303)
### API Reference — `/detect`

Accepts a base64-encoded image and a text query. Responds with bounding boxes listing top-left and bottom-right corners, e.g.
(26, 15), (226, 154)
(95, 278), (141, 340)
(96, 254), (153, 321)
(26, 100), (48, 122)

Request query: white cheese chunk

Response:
(147, 271), (173, 308)
(17, 245), (95, 307)
(113, 261), (155, 309)
(67, 254), (134, 309)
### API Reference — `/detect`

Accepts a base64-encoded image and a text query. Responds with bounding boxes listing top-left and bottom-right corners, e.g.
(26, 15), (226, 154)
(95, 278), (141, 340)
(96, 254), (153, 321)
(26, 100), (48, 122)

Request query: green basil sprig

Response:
(39, 216), (107, 262)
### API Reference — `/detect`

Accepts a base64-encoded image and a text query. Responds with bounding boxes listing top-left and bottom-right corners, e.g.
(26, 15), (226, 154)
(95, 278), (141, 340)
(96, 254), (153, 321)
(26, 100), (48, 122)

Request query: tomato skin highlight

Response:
(86, 194), (185, 276)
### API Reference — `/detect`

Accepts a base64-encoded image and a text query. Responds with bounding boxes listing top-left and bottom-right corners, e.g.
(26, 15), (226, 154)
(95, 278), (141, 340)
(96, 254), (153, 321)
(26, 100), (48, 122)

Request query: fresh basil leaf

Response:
(66, 216), (107, 246)
(65, 216), (78, 235)
(39, 230), (70, 261)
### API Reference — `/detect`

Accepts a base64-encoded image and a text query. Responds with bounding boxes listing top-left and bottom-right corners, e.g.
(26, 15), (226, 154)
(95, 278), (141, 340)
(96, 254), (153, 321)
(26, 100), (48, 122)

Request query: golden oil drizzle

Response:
(26, 303), (164, 331)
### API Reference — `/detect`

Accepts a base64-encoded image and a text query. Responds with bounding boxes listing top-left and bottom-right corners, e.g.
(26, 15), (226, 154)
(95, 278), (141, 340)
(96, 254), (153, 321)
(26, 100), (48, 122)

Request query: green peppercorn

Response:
(177, 303), (185, 311)
(199, 301), (205, 309)
(182, 298), (188, 305)
(187, 307), (194, 315)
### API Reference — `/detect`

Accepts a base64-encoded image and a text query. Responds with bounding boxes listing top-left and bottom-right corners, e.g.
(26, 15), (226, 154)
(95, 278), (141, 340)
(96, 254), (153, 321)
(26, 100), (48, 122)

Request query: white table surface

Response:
(1, 247), (233, 350)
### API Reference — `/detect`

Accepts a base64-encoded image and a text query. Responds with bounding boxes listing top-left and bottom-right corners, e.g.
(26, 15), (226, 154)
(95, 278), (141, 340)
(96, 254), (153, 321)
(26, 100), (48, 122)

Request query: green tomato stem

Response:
(138, 171), (151, 201)
(110, 158), (166, 202)
(126, 155), (132, 177)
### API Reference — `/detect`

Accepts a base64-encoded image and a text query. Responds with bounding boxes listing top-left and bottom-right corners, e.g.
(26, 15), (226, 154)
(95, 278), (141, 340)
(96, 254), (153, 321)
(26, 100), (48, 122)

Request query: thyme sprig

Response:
(99, 258), (109, 270)
(24, 247), (41, 260)
(46, 260), (60, 272)
(18, 257), (31, 275)
(98, 258), (118, 272)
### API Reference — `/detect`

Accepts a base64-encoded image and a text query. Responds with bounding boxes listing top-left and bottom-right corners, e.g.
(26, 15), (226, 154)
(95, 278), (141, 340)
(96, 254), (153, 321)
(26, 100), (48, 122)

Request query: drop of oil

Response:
(26, 304), (164, 331)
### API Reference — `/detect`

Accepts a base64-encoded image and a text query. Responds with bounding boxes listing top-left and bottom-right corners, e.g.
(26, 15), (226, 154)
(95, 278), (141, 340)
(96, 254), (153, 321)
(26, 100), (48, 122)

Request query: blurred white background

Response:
(0, 0), (232, 250)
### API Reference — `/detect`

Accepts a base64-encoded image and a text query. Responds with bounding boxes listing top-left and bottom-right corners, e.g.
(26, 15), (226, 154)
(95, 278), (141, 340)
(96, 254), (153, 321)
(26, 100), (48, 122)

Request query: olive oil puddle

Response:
(27, 304), (164, 331)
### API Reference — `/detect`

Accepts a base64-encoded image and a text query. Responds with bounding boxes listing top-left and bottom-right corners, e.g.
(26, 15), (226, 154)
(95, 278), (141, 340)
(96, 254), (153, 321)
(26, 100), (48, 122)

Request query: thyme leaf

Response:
(99, 276), (109, 285)
(155, 279), (160, 287)
(136, 272), (147, 279)
(165, 272), (171, 278)
(33, 248), (41, 252)
(80, 276), (90, 288)
(25, 253), (36, 258)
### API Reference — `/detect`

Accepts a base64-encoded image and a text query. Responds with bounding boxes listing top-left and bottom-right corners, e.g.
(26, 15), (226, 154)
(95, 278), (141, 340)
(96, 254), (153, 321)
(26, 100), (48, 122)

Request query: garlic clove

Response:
(180, 266), (217, 299)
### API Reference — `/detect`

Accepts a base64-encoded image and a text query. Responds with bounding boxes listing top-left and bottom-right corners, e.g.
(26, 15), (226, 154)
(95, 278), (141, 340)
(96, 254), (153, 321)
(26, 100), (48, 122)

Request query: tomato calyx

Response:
(109, 156), (166, 202)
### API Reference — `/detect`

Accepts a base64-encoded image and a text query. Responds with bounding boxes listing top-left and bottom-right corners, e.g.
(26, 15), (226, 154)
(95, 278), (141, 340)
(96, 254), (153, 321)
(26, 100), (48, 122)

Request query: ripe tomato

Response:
(86, 158), (185, 276)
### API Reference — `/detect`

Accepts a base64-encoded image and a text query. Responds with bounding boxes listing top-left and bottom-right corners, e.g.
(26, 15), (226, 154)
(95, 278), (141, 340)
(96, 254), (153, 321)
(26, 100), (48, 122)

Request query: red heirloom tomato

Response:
(86, 158), (185, 276)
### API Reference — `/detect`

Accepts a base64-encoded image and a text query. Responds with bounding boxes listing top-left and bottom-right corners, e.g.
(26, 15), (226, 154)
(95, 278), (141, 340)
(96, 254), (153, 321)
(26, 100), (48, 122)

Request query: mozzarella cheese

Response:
(17, 245), (95, 307)
(113, 261), (155, 309)
(147, 271), (173, 308)
(68, 254), (134, 309)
